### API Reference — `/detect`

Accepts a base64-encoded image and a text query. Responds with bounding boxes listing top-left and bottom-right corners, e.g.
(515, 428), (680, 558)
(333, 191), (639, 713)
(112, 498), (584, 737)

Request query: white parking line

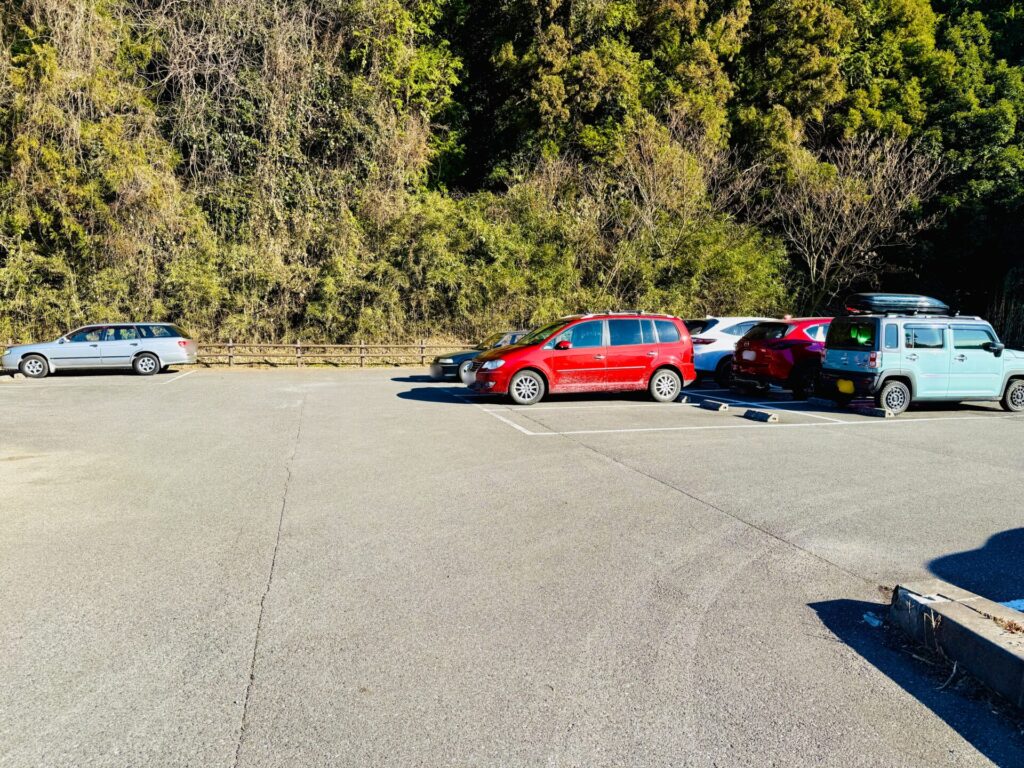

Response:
(162, 370), (196, 385)
(689, 393), (847, 423)
(483, 410), (1022, 437)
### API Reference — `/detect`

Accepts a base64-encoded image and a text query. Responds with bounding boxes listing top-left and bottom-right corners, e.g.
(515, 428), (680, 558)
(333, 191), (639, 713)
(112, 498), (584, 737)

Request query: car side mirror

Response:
(58, 338), (65, 344)
(555, 340), (572, 351)
(984, 341), (1005, 356)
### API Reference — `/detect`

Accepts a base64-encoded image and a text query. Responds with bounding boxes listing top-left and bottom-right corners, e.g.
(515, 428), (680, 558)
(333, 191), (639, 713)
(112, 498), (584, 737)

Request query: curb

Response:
(889, 579), (1024, 709)
(698, 399), (729, 412)
(743, 409), (779, 423)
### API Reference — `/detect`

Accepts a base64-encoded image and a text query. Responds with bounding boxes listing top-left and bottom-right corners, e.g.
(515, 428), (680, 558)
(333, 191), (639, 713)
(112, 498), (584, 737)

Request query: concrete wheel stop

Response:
(889, 579), (1024, 709)
(743, 409), (779, 423)
(698, 399), (729, 412)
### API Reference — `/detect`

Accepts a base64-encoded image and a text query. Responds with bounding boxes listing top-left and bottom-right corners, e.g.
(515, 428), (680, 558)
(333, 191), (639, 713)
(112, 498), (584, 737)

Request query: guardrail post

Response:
(228, 339), (234, 367)
(420, 339), (426, 366)
(359, 340), (365, 368)
(296, 342), (302, 367)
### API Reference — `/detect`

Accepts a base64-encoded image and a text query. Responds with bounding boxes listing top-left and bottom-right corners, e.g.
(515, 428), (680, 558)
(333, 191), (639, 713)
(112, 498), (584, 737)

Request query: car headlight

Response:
(481, 359), (506, 371)
(438, 358), (454, 364)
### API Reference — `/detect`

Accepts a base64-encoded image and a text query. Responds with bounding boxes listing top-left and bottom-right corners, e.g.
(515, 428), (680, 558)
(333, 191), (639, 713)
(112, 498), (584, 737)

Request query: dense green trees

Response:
(1, 0), (1021, 342)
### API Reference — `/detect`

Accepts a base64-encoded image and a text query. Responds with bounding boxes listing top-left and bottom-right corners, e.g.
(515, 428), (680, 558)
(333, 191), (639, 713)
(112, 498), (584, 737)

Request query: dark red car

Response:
(470, 313), (697, 405)
(732, 318), (832, 399)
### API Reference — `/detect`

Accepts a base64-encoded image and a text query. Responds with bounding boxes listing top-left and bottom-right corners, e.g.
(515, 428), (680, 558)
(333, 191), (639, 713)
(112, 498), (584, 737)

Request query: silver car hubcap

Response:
(885, 387), (907, 410)
(655, 373), (678, 398)
(1011, 385), (1024, 409)
(24, 359), (43, 376)
(513, 376), (539, 401)
(138, 357), (156, 373)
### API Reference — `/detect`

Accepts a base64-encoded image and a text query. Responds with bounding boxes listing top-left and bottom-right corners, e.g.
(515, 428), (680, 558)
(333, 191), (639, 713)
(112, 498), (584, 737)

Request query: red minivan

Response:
(470, 313), (697, 405)
(731, 317), (832, 399)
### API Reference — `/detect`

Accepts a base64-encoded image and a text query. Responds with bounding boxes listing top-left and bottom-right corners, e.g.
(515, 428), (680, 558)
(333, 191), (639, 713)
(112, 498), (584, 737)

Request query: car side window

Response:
(905, 326), (945, 349)
(953, 327), (995, 349)
(803, 324), (829, 342)
(884, 324), (899, 350)
(608, 319), (643, 346)
(640, 319), (657, 344)
(139, 324), (173, 339)
(68, 327), (103, 343)
(654, 320), (680, 344)
(553, 320), (604, 349)
(115, 327), (138, 341)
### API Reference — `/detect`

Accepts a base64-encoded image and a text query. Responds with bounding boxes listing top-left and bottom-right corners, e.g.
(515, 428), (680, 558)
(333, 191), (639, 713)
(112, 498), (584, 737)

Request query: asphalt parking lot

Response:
(2, 368), (1023, 767)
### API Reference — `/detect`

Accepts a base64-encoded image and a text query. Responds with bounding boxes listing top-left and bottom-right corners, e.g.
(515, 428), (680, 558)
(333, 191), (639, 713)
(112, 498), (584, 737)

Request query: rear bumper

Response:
(819, 368), (881, 397)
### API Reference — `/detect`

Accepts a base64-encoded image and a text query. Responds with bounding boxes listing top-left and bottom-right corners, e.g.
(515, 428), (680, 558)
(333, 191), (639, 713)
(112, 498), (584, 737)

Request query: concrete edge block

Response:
(698, 399), (729, 412)
(743, 409), (779, 423)
(852, 405), (895, 418)
(890, 581), (1024, 709)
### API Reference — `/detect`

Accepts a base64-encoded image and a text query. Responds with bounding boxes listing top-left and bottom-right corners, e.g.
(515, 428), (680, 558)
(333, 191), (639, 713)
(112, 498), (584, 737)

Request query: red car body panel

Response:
(732, 317), (832, 388)
(470, 314), (696, 396)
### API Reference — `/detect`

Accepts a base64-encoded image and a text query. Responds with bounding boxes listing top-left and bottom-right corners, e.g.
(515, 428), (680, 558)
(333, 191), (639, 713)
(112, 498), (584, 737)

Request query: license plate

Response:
(741, 350), (756, 361)
(837, 379), (855, 395)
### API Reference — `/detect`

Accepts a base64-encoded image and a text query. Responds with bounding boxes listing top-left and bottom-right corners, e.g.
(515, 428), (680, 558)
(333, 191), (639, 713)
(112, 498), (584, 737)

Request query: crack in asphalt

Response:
(511, 407), (879, 589)
(232, 394), (307, 768)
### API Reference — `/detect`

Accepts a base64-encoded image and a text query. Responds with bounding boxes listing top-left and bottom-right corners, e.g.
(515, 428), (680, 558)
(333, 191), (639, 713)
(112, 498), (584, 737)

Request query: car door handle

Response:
(594, 354), (605, 360)
(954, 354), (966, 362)
(130, 342), (138, 346)
(906, 354), (918, 361)
(89, 344), (99, 348)
(646, 351), (657, 357)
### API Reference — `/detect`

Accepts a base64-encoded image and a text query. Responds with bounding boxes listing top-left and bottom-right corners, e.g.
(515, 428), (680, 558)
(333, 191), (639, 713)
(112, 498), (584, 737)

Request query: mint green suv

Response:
(820, 307), (1024, 415)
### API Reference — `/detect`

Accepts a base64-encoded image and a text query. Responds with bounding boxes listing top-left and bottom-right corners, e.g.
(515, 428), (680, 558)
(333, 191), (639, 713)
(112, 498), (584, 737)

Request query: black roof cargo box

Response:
(844, 293), (950, 316)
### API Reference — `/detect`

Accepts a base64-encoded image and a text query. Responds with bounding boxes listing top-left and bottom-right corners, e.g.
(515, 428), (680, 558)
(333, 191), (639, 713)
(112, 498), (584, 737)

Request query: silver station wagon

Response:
(2, 323), (197, 378)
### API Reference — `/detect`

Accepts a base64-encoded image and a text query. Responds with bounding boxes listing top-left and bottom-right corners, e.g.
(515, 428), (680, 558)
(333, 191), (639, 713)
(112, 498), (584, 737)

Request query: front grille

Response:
(469, 361), (484, 372)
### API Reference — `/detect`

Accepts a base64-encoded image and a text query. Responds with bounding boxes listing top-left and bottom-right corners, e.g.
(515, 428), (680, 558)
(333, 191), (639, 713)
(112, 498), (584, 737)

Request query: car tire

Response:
(19, 354), (49, 379)
(649, 368), (682, 403)
(1001, 379), (1024, 413)
(714, 356), (734, 388)
(790, 363), (820, 400)
(508, 369), (545, 405)
(877, 379), (911, 415)
(458, 360), (474, 384)
(133, 353), (160, 376)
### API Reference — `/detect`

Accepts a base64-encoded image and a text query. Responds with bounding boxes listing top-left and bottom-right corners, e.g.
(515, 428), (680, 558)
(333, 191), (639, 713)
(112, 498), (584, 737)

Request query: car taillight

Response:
(692, 337), (714, 345)
(868, 351), (879, 369)
(178, 340), (189, 348)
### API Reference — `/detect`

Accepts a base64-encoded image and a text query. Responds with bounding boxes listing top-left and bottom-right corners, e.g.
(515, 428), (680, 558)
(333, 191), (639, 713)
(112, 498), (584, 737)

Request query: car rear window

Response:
(743, 322), (791, 341)
(654, 320), (681, 343)
(826, 319), (877, 350)
(684, 319), (718, 334)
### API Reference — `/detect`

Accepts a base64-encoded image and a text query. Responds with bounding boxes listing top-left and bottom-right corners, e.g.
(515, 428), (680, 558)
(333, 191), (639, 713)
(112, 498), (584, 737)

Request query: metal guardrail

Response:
(197, 341), (468, 367)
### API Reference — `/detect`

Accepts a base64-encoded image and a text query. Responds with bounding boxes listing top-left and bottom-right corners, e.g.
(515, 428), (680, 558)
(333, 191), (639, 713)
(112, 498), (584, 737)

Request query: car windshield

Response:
(743, 322), (791, 341)
(827, 319), (878, 350)
(516, 321), (568, 347)
(476, 333), (505, 350)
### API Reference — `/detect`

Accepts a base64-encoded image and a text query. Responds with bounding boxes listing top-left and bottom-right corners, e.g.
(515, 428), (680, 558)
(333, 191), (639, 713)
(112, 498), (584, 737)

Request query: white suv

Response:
(684, 316), (775, 386)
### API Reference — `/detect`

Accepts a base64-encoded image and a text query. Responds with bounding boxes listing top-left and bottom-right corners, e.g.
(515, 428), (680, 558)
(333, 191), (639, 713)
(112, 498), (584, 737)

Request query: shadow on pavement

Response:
(391, 375), (441, 384)
(47, 368), (180, 378)
(929, 528), (1024, 602)
(396, 386), (497, 404)
(810, 599), (1024, 766)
